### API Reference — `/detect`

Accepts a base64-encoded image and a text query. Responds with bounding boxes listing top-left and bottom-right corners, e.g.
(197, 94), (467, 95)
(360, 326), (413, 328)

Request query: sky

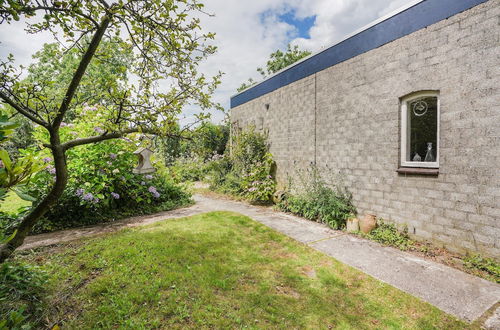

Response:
(0, 0), (415, 124)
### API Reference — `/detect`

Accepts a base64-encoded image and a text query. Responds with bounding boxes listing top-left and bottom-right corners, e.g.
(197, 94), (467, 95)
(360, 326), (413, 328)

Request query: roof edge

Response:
(231, 0), (424, 99)
(230, 0), (489, 108)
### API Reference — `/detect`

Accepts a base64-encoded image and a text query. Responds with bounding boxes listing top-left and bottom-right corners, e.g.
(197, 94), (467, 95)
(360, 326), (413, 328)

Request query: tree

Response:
(0, 0), (222, 262)
(3, 39), (133, 157)
(237, 44), (311, 92)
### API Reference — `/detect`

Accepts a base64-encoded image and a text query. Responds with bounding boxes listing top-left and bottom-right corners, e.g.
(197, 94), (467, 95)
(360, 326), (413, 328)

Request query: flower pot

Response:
(359, 214), (377, 234)
(346, 218), (359, 233)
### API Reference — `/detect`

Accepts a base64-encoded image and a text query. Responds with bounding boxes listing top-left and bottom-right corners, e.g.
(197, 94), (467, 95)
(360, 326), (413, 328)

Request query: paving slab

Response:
(20, 193), (500, 322)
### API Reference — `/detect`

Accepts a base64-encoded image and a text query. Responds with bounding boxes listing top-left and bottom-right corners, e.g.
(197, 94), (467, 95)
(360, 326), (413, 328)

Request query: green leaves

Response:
(238, 44), (311, 92)
(0, 115), (45, 200)
(11, 186), (37, 202)
(0, 114), (17, 143)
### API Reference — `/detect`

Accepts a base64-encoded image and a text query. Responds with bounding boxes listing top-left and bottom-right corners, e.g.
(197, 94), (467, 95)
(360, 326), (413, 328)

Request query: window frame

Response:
(400, 91), (440, 169)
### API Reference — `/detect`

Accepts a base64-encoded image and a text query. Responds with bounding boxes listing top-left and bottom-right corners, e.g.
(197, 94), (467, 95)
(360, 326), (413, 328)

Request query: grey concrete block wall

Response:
(231, 0), (499, 258)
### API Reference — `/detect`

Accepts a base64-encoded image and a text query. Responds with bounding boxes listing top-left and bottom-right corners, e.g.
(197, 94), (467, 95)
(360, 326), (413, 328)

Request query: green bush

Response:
(0, 262), (47, 329)
(167, 157), (208, 183)
(277, 167), (355, 229)
(156, 122), (229, 165)
(23, 140), (190, 233)
(364, 221), (414, 251)
(206, 128), (276, 203)
(15, 122), (192, 234)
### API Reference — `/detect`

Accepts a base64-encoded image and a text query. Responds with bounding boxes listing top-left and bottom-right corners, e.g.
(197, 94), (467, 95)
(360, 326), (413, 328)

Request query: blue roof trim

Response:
(230, 0), (488, 108)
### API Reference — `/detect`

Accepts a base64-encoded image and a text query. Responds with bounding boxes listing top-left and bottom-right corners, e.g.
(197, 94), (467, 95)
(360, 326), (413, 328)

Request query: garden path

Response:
(20, 193), (500, 325)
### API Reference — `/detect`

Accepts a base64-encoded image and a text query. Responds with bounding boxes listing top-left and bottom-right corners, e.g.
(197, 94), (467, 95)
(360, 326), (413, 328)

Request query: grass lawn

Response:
(17, 211), (470, 329)
(0, 192), (31, 214)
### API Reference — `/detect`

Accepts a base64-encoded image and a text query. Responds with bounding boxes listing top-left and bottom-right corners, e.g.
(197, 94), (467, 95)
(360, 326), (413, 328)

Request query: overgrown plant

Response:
(0, 0), (221, 262)
(364, 220), (415, 251)
(277, 166), (355, 229)
(207, 127), (276, 203)
(0, 261), (48, 328)
(464, 254), (500, 283)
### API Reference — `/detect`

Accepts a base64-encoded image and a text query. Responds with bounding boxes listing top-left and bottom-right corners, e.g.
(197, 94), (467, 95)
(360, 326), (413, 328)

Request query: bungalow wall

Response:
(230, 0), (499, 257)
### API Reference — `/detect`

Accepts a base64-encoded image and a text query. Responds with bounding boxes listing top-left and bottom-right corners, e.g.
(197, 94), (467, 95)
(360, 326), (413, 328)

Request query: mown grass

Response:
(15, 211), (471, 329)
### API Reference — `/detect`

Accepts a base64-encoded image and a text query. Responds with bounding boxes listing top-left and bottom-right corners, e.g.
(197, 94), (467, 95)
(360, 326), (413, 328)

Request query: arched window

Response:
(400, 91), (440, 168)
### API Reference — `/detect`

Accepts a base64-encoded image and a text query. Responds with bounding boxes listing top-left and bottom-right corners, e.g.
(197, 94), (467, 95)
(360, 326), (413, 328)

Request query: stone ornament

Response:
(133, 147), (156, 174)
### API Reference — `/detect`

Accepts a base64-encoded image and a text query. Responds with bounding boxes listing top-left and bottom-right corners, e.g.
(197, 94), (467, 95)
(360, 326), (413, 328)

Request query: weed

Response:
(464, 254), (500, 283)
(364, 221), (414, 251)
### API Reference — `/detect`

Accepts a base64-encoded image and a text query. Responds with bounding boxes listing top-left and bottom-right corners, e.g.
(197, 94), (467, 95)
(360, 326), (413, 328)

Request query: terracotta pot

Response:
(346, 218), (359, 233)
(359, 214), (377, 234)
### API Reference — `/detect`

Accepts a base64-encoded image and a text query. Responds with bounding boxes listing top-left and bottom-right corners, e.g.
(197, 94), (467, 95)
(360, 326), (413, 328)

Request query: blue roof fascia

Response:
(230, 0), (488, 108)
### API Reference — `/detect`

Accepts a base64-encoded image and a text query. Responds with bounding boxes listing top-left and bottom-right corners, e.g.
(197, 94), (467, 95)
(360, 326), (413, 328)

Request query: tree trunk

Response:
(0, 133), (68, 263)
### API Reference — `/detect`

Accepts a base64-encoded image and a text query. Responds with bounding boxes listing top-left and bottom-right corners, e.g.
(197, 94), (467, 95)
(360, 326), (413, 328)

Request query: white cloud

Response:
(290, 0), (415, 51)
(0, 0), (415, 124)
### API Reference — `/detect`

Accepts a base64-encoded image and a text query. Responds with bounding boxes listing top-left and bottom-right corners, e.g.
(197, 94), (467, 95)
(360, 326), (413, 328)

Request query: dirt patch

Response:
(300, 266), (317, 279)
(275, 285), (300, 299)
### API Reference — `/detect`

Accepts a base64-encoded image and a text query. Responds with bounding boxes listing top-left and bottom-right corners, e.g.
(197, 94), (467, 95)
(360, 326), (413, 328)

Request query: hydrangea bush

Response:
(18, 115), (191, 234)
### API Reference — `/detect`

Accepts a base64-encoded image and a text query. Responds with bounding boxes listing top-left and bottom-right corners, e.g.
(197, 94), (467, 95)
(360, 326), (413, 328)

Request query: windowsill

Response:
(397, 167), (439, 176)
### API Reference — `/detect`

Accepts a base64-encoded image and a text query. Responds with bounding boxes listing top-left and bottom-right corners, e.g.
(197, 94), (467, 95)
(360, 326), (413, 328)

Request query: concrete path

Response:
(21, 194), (499, 323)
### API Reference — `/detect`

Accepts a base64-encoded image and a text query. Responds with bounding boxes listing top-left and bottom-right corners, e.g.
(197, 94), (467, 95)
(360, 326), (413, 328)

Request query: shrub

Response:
(0, 261), (48, 328)
(166, 157), (208, 183)
(277, 166), (355, 229)
(206, 127), (276, 203)
(19, 125), (191, 234)
(364, 220), (414, 251)
(156, 122), (229, 165)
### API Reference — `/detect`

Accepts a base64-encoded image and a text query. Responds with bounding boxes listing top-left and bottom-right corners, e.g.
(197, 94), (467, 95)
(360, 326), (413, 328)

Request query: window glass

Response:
(407, 96), (437, 163)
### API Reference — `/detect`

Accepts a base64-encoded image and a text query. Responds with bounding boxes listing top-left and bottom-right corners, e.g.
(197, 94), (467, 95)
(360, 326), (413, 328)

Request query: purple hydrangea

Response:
(47, 166), (56, 175)
(43, 157), (52, 163)
(83, 105), (97, 112)
(145, 174), (153, 180)
(94, 127), (105, 134)
(111, 192), (120, 199)
(82, 193), (94, 202)
(60, 122), (69, 127)
(109, 153), (117, 160)
(75, 188), (84, 196)
(148, 186), (160, 198)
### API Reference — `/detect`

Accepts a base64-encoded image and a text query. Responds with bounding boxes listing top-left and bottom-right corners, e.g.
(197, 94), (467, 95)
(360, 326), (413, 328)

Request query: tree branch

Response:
(0, 90), (48, 127)
(61, 128), (174, 150)
(53, 15), (110, 128)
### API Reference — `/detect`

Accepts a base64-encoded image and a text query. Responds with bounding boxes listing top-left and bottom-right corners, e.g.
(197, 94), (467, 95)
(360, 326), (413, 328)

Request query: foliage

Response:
(239, 153), (276, 202)
(238, 44), (311, 92)
(20, 120), (191, 233)
(364, 220), (415, 251)
(464, 254), (500, 283)
(0, 261), (47, 328)
(207, 128), (276, 203)
(0, 0), (222, 261)
(277, 167), (355, 229)
(13, 211), (467, 329)
(0, 113), (44, 203)
(165, 157), (208, 183)
(156, 122), (229, 165)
